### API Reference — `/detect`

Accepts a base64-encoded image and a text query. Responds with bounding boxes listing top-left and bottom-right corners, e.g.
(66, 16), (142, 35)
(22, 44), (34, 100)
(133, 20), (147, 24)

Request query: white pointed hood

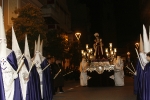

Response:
(24, 34), (31, 66)
(0, 7), (7, 58)
(33, 35), (42, 66)
(139, 34), (144, 52)
(40, 40), (43, 56)
(143, 25), (150, 53)
(37, 34), (40, 52)
(33, 52), (42, 68)
(34, 40), (37, 55)
(0, 7), (6, 39)
(40, 40), (45, 62)
(12, 26), (22, 60)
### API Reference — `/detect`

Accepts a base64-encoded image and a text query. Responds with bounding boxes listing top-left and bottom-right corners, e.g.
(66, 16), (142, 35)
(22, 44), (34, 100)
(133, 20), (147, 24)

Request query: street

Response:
(53, 76), (136, 100)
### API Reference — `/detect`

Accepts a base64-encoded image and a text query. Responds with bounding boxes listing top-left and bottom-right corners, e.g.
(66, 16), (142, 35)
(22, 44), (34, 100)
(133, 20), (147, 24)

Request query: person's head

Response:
(146, 52), (150, 61)
(56, 59), (59, 64)
(47, 56), (54, 64)
(56, 58), (61, 64)
(47, 55), (50, 62)
(94, 33), (99, 37)
(52, 56), (56, 63)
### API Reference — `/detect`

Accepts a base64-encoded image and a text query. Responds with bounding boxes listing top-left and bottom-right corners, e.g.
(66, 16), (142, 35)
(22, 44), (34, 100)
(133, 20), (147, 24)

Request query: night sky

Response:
(80, 0), (142, 47)
(67, 0), (150, 56)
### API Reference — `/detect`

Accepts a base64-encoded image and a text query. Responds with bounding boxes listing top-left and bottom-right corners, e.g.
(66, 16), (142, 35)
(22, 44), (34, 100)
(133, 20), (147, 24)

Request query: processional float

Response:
(81, 33), (116, 74)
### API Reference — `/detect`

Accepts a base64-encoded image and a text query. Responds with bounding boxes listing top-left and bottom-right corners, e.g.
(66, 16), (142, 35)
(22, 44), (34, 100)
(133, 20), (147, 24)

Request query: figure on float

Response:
(93, 33), (104, 59)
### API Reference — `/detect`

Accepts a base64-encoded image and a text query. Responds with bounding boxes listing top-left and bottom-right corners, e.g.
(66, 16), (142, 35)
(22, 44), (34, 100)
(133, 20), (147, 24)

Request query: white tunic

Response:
(1, 58), (18, 100)
(19, 63), (29, 100)
(34, 52), (43, 98)
(80, 61), (88, 86)
(114, 59), (124, 86)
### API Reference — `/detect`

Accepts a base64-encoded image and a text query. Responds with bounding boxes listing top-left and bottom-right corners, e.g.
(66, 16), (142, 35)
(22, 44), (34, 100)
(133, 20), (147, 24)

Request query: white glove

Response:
(13, 71), (18, 79)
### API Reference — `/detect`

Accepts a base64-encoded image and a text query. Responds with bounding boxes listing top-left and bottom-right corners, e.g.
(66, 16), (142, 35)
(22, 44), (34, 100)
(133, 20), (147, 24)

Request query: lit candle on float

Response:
(81, 50), (84, 54)
(109, 43), (112, 47)
(114, 48), (117, 52)
(106, 52), (109, 56)
(84, 52), (87, 56)
(86, 44), (89, 49)
(87, 53), (89, 57)
(90, 48), (93, 52)
(105, 48), (108, 52)
(111, 51), (113, 55)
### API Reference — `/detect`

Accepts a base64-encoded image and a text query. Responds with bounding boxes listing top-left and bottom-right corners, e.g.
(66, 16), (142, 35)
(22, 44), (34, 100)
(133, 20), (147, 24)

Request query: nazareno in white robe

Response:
(114, 58), (124, 86)
(1, 57), (18, 100)
(79, 61), (88, 86)
(19, 63), (29, 100)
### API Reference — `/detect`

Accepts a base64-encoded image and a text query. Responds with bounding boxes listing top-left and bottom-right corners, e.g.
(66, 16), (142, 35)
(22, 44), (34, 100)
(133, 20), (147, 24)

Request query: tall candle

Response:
(111, 51), (113, 55)
(87, 53), (89, 57)
(109, 43), (112, 47)
(81, 50), (84, 54)
(90, 48), (93, 52)
(105, 48), (108, 52)
(106, 53), (109, 56)
(114, 48), (117, 52)
(86, 44), (89, 49)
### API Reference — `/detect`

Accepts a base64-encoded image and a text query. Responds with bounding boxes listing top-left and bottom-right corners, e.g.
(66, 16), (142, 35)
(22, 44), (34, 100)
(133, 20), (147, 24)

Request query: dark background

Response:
(67, 0), (150, 56)
(83, 0), (141, 45)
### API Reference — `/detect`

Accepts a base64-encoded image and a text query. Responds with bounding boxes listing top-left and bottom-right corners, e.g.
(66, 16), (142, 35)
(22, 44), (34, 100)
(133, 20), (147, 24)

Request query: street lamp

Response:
(75, 32), (81, 40)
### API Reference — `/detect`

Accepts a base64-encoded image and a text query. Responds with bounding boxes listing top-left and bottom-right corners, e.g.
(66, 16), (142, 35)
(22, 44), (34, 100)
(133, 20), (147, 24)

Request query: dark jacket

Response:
(52, 63), (65, 87)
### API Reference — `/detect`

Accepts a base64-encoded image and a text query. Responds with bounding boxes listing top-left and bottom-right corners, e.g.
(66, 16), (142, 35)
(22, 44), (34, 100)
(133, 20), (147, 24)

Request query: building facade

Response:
(42, 0), (71, 32)
(0, 0), (71, 33)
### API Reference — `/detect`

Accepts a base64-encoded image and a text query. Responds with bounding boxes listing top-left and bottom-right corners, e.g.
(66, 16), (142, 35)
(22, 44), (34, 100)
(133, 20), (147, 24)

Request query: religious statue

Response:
(93, 33), (104, 59)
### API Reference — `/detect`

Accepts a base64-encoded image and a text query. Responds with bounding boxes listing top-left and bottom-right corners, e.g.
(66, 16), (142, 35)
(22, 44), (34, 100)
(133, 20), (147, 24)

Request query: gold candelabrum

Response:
(81, 44), (94, 61)
(105, 43), (117, 62)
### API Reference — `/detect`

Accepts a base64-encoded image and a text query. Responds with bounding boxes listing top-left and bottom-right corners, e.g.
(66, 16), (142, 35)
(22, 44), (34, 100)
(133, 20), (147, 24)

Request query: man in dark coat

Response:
(53, 58), (65, 93)
(47, 56), (55, 95)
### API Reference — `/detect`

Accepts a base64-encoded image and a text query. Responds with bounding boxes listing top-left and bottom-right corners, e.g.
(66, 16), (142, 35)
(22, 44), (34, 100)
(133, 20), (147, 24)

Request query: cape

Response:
(142, 62), (150, 100)
(41, 59), (53, 100)
(26, 64), (41, 100)
(7, 51), (23, 100)
(0, 64), (5, 100)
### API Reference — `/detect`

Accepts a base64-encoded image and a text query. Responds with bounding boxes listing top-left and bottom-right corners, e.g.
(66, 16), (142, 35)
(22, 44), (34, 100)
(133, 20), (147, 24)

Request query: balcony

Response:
(41, 6), (59, 24)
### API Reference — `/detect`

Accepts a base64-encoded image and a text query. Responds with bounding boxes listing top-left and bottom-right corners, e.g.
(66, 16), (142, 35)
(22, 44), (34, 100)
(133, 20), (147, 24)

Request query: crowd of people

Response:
(46, 55), (81, 94)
